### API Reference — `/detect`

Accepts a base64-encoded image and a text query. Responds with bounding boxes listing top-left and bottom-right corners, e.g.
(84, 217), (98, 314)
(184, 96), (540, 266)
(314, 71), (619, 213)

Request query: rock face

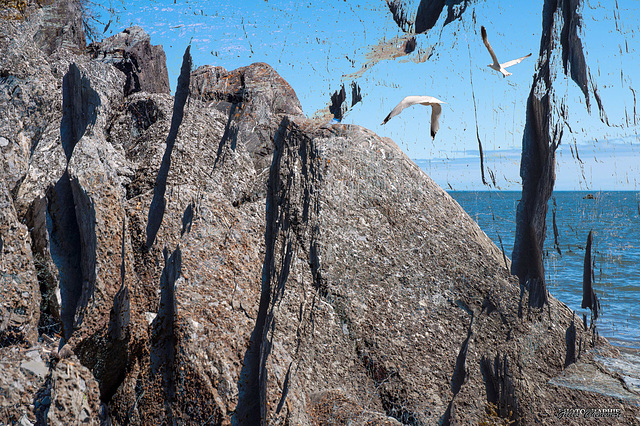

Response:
(89, 26), (170, 96)
(1, 1), (639, 425)
(33, 0), (86, 55)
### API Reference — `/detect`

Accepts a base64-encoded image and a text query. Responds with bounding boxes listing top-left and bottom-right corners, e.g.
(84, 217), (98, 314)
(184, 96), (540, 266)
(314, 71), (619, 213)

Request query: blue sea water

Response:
(449, 191), (640, 349)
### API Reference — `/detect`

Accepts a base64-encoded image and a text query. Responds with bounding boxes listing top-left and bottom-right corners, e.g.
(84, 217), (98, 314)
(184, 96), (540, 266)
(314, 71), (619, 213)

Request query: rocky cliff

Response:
(1, 1), (639, 425)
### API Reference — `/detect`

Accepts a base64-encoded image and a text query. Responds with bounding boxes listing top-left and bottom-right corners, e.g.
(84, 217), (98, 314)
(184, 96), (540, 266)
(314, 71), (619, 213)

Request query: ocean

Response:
(449, 191), (640, 350)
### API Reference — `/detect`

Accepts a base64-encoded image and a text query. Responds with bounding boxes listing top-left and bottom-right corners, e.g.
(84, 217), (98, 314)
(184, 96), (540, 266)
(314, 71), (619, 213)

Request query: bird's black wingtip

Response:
(431, 130), (437, 139)
(381, 113), (391, 125)
(481, 26), (487, 36)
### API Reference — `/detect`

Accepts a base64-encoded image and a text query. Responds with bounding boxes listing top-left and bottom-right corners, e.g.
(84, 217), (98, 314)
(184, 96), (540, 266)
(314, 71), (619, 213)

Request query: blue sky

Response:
(92, 0), (640, 190)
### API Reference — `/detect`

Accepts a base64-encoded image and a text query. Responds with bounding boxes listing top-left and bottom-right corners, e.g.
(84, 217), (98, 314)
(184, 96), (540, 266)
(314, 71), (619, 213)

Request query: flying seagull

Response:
(481, 26), (531, 77)
(381, 95), (445, 139)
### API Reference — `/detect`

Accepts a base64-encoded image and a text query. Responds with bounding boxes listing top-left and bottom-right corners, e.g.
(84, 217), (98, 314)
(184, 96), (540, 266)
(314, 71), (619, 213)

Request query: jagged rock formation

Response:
(387, 0), (471, 34)
(1, 1), (639, 425)
(88, 25), (171, 96)
(328, 82), (363, 122)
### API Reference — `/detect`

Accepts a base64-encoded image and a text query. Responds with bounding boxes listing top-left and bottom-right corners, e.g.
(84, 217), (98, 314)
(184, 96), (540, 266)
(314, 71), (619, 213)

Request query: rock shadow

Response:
(233, 118), (292, 425)
(180, 201), (195, 237)
(565, 313), (577, 368)
(46, 172), (83, 341)
(146, 46), (191, 250)
(61, 63), (100, 161)
(479, 353), (520, 423)
(150, 246), (181, 418)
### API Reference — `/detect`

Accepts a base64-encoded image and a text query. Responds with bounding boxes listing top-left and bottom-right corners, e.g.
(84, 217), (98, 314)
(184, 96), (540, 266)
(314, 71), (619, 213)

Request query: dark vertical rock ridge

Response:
(559, 0), (606, 122)
(150, 246), (181, 419)
(565, 312), (577, 367)
(479, 353), (520, 422)
(329, 85), (347, 122)
(61, 63), (100, 161)
(68, 176), (97, 331)
(236, 116), (322, 424)
(49, 63), (101, 340)
(442, 310), (474, 426)
(47, 173), (82, 341)
(552, 196), (561, 255)
(145, 46), (191, 250)
(511, 0), (563, 308)
(581, 230), (599, 321)
(512, 0), (606, 312)
(233, 119), (291, 425)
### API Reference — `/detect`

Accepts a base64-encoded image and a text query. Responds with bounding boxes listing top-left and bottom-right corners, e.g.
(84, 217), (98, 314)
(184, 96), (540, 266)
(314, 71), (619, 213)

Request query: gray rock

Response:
(1, 342), (100, 425)
(19, 359), (48, 379)
(18, 414), (34, 426)
(33, 0), (86, 55)
(89, 26), (171, 96)
(0, 175), (40, 347)
(46, 356), (101, 425)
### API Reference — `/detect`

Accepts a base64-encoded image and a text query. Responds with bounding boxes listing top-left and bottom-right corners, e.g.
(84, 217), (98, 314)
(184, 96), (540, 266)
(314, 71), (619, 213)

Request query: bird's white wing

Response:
(430, 103), (442, 139)
(481, 26), (500, 66)
(381, 96), (424, 124)
(501, 53), (532, 69)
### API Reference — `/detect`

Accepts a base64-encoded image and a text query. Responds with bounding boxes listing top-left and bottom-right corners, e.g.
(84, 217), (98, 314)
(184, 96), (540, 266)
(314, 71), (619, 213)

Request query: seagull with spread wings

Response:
(381, 95), (445, 139)
(481, 26), (531, 77)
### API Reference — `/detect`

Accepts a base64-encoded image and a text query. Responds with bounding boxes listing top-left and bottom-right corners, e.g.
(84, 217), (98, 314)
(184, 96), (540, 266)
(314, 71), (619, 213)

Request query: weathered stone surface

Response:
(2, 1), (640, 425)
(0, 175), (40, 347)
(0, 344), (48, 424)
(190, 62), (303, 117)
(0, 339), (101, 425)
(46, 355), (101, 425)
(33, 0), (86, 55)
(106, 60), (300, 424)
(189, 62), (304, 173)
(88, 25), (171, 96)
(145, 46), (191, 250)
